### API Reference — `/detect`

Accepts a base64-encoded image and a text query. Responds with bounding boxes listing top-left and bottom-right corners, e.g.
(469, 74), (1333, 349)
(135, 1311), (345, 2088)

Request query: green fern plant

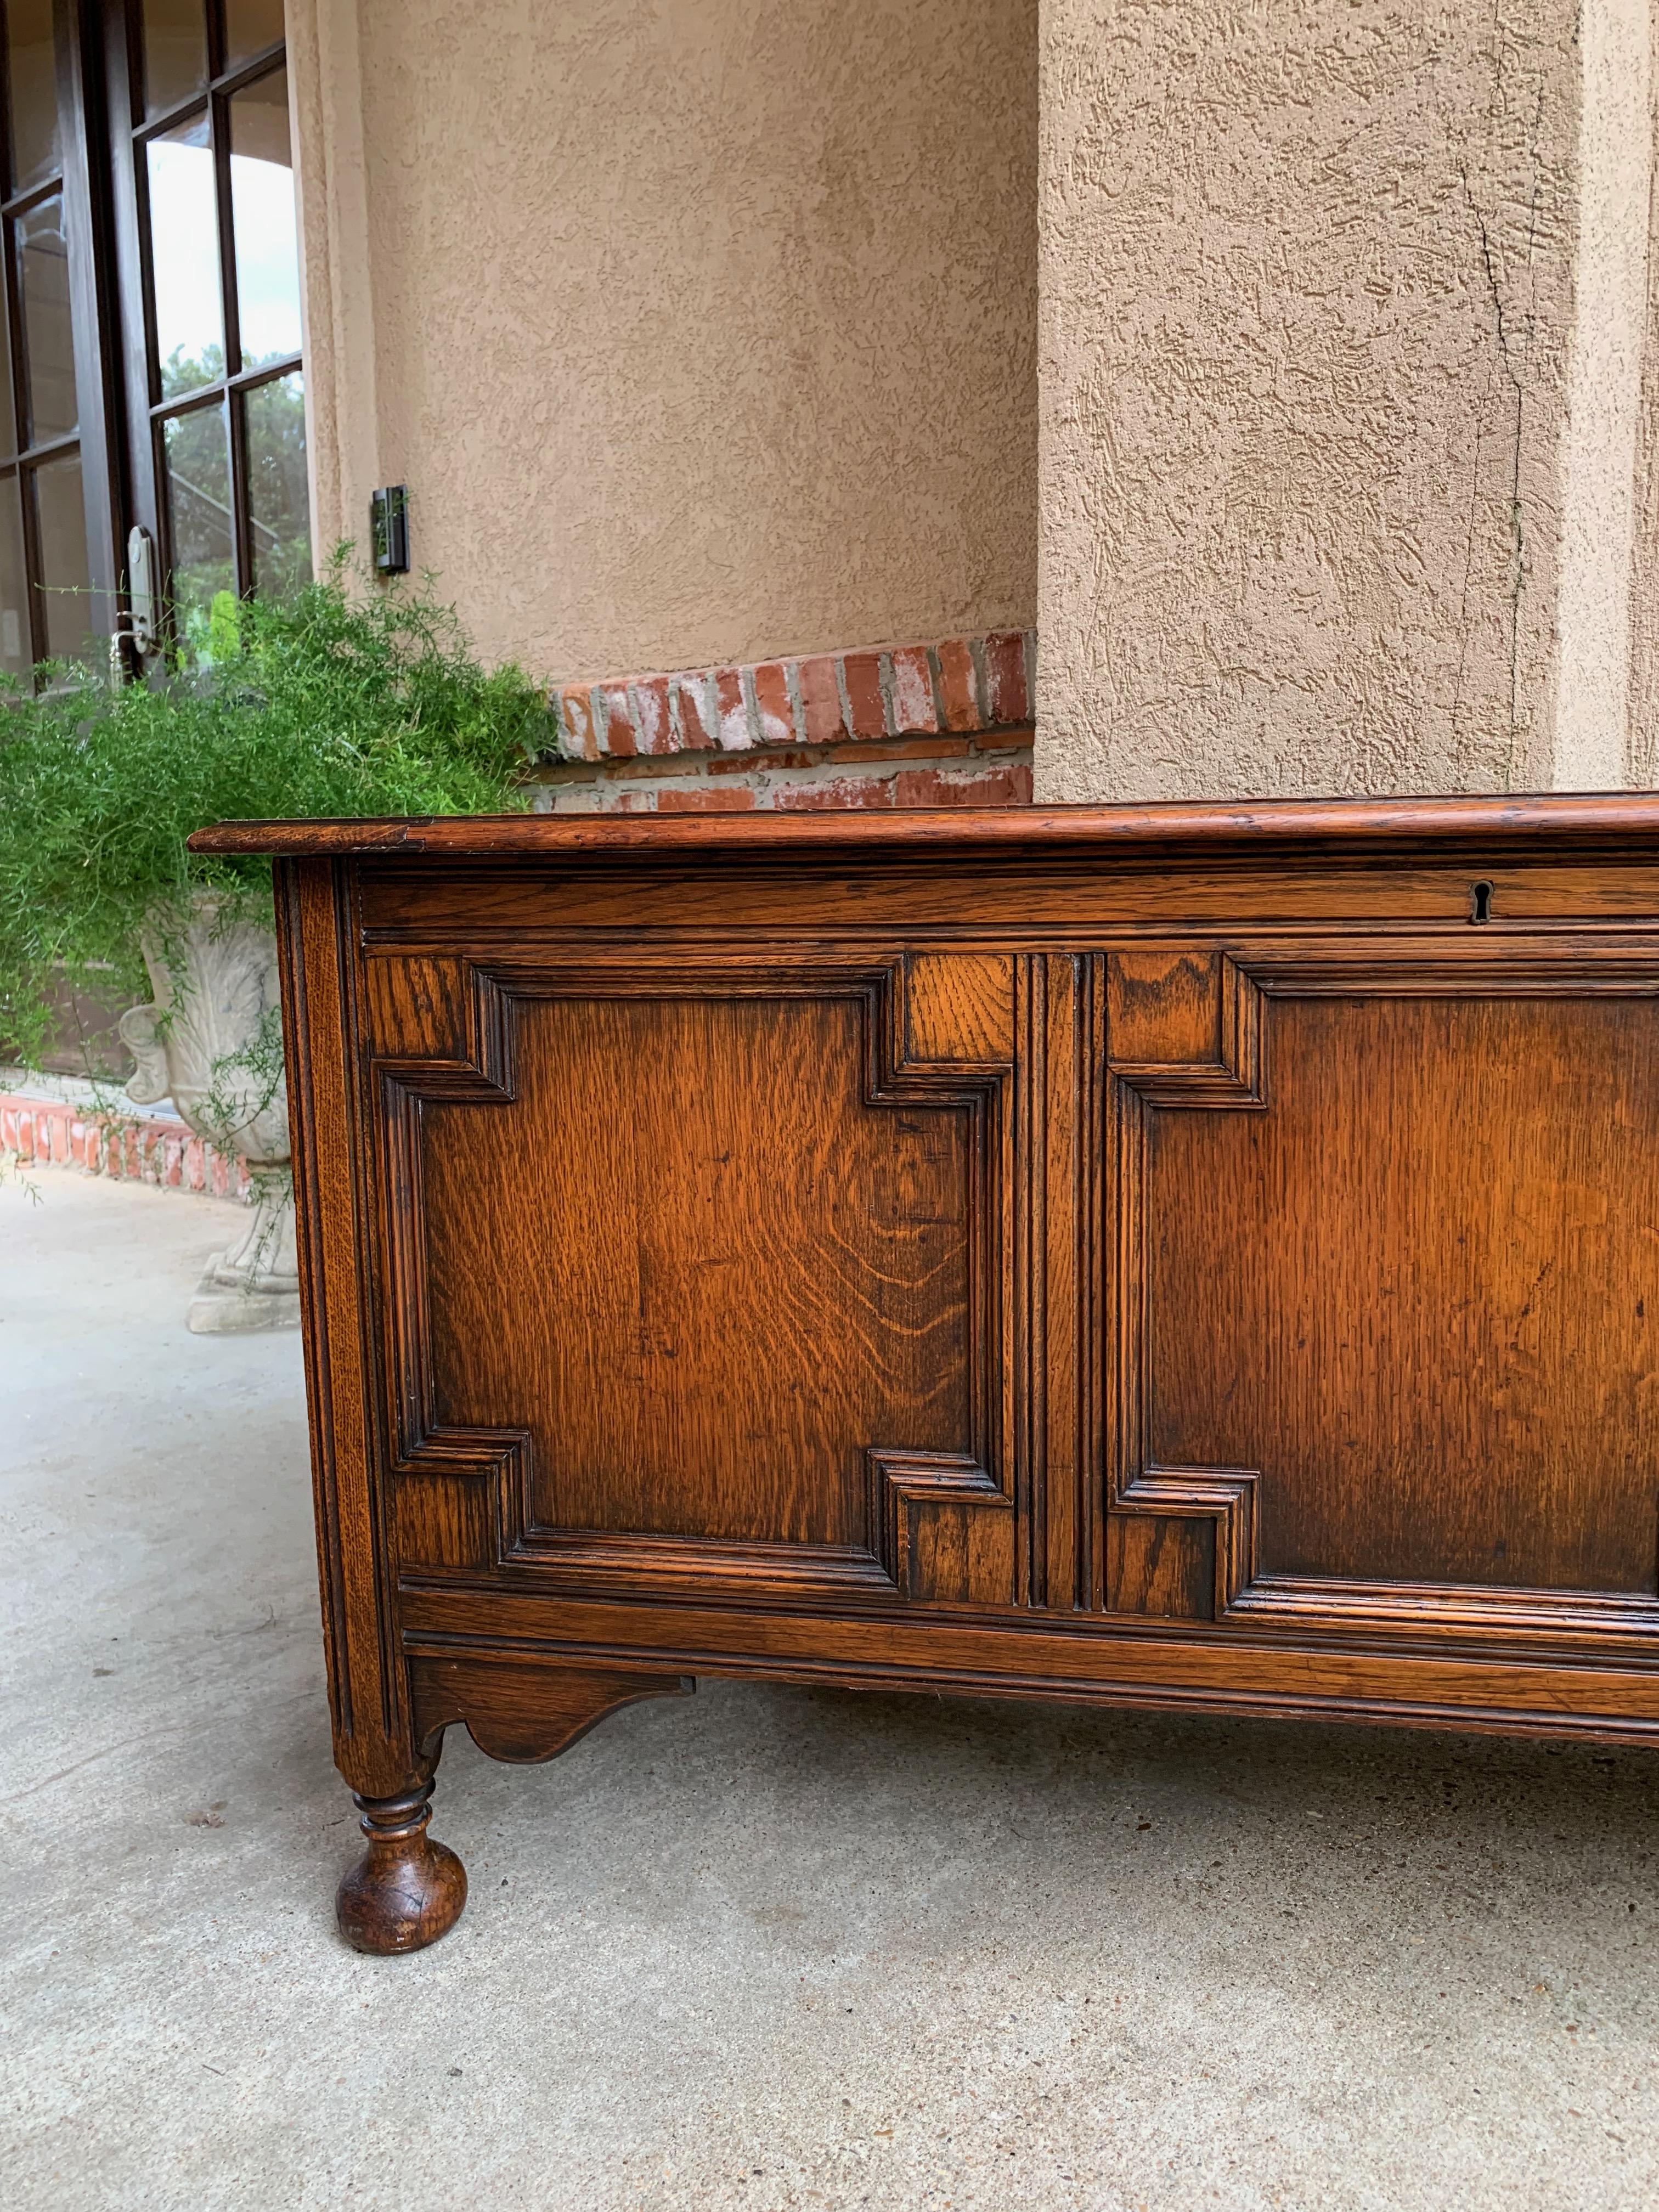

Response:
(0, 553), (550, 1070)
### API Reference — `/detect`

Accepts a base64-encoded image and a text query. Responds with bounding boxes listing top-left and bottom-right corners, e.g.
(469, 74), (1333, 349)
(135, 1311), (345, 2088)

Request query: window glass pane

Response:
(245, 369), (307, 596)
(4, 0), (58, 195)
(229, 68), (300, 372)
(147, 111), (223, 398)
(33, 448), (91, 663)
(163, 402), (233, 645)
(15, 193), (78, 444)
(224, 0), (285, 70)
(140, 0), (208, 121)
(0, 468), (27, 676)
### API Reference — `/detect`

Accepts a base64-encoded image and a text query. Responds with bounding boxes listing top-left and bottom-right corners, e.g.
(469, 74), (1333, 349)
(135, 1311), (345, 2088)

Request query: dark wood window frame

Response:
(0, 1), (306, 675)
(0, 0), (124, 665)
(107, 3), (300, 612)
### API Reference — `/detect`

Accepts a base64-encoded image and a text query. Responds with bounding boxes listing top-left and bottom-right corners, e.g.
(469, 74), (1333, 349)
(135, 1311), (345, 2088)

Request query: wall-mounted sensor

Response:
(371, 485), (410, 574)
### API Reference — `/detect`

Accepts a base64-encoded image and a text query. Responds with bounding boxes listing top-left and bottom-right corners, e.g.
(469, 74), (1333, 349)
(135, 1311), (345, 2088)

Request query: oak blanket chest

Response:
(191, 797), (1659, 1952)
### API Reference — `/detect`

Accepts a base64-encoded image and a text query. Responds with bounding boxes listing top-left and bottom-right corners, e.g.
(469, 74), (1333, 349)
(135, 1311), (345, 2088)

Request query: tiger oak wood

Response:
(189, 797), (1659, 1951)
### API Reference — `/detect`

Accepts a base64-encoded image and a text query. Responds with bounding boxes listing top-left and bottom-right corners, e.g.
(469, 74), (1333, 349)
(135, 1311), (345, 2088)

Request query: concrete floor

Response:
(3, 1175), (1657, 2211)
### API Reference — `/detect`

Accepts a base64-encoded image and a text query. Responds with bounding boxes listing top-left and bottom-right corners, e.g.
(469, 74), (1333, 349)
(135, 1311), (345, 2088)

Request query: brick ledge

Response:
(555, 629), (1035, 764)
(1, 1091), (252, 1201)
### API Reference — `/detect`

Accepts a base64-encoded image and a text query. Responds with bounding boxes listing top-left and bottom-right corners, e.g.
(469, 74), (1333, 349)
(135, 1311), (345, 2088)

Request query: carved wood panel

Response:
(1103, 945), (1659, 1648)
(358, 919), (1659, 1655)
(363, 951), (1023, 1607)
(216, 811), (1659, 1792)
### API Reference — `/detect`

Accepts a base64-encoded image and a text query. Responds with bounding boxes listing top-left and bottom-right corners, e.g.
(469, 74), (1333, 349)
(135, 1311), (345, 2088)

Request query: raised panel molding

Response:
(368, 950), (1024, 1608)
(364, 936), (1659, 1651)
(1106, 948), (1265, 1108)
(1103, 949), (1265, 1620)
(1103, 947), (1659, 1647)
(868, 1449), (1012, 1606)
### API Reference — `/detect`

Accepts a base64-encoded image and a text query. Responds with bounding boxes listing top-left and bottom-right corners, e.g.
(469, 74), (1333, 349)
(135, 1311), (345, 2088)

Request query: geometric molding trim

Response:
(370, 949), (1019, 1609)
(1103, 950), (1267, 1618)
(1114, 1464), (1259, 1622)
(1106, 949), (1265, 1107)
(1106, 949), (1659, 1647)
(867, 1448), (1013, 1607)
(1223, 1573), (1659, 1649)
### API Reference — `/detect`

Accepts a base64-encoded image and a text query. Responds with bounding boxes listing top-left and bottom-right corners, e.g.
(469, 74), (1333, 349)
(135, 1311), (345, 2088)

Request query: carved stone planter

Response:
(118, 901), (298, 1334)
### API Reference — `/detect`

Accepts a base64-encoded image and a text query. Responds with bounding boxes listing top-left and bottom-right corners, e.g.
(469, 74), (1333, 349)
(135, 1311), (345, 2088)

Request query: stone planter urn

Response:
(117, 902), (300, 1334)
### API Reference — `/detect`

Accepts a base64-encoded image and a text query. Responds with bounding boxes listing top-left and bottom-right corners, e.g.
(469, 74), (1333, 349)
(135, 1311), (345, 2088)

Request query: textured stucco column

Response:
(1037, 0), (1659, 802)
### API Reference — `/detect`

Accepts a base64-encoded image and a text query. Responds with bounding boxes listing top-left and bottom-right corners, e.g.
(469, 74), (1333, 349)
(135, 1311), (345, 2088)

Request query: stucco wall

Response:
(1037, 0), (1659, 801)
(289, 0), (1037, 682)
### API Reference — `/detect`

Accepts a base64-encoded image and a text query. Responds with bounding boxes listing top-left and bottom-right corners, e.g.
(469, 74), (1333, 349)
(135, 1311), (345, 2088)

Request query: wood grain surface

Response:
(241, 799), (1659, 1945)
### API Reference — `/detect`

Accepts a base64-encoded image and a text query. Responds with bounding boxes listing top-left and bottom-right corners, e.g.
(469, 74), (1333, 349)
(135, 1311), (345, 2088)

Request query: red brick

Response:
(558, 686), (599, 762)
(983, 631), (1030, 725)
(888, 645), (938, 733)
(591, 755), (667, 781)
(841, 652), (887, 740)
(632, 675), (674, 756)
(713, 668), (749, 751)
(893, 761), (1034, 809)
(613, 789), (658, 812)
(599, 684), (636, 759)
(828, 736), (968, 764)
(935, 639), (982, 732)
(184, 1136), (205, 1190)
(654, 785), (758, 812)
(672, 672), (714, 751)
(773, 774), (898, 811)
(710, 747), (814, 774)
(796, 656), (847, 744)
(750, 661), (796, 747)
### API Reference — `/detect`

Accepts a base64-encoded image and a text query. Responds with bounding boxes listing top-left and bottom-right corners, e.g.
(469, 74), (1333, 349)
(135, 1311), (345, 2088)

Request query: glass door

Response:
(108, 0), (308, 652)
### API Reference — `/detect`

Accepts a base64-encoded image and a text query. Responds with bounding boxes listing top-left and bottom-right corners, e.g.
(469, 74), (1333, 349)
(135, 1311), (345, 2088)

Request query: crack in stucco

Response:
(1451, 405), (1487, 743)
(1469, 184), (1528, 782)
(1466, 2), (1558, 788)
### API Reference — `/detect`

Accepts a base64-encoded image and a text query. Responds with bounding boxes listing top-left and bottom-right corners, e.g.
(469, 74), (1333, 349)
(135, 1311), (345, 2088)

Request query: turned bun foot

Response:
(335, 1780), (466, 1954)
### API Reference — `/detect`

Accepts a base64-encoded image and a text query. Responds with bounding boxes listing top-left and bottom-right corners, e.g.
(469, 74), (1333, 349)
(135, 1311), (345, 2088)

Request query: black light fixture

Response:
(370, 485), (410, 574)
